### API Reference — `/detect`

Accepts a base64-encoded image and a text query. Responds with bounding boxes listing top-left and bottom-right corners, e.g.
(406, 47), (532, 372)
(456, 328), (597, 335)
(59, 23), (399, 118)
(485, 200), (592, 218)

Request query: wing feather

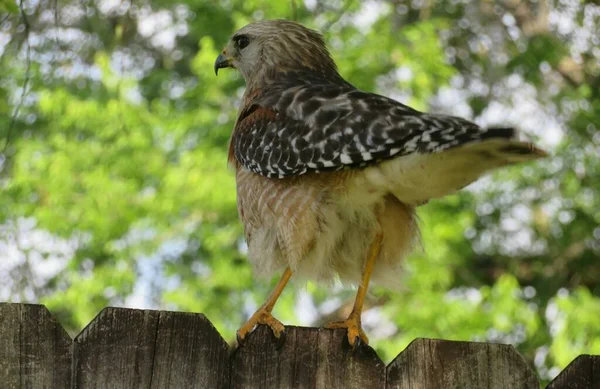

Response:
(232, 81), (530, 178)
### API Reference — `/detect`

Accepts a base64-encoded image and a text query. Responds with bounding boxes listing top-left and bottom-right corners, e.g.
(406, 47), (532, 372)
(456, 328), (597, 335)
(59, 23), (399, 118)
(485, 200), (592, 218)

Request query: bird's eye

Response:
(235, 35), (250, 50)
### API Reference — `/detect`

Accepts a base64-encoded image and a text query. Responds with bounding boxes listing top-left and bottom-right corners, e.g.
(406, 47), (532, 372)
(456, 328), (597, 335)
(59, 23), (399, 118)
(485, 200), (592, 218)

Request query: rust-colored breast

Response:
(235, 167), (333, 259)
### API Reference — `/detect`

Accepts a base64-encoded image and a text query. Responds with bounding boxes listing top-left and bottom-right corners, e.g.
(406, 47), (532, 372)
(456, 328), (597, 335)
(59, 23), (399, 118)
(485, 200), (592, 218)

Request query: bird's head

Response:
(214, 20), (339, 86)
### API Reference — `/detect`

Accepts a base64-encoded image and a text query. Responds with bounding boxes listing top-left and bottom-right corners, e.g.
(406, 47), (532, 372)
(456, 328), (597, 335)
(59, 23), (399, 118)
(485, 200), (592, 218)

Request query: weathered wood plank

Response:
(73, 307), (160, 388)
(149, 310), (229, 389)
(0, 303), (72, 389)
(73, 307), (229, 389)
(386, 338), (539, 389)
(547, 355), (600, 389)
(230, 325), (385, 389)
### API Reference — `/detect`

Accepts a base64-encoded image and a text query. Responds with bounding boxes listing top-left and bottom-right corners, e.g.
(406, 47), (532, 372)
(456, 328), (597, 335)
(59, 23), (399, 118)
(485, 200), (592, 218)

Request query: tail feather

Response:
(377, 135), (549, 205)
(497, 142), (549, 158)
(482, 127), (517, 140)
(474, 127), (549, 162)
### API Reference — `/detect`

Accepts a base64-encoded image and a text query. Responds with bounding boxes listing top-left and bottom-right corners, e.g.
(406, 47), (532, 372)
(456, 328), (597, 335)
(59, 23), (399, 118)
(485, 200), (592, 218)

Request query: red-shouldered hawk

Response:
(215, 19), (547, 346)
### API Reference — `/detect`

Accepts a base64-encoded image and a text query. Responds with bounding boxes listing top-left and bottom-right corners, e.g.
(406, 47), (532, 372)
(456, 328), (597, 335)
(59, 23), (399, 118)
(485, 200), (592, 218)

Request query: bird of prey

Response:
(214, 19), (547, 346)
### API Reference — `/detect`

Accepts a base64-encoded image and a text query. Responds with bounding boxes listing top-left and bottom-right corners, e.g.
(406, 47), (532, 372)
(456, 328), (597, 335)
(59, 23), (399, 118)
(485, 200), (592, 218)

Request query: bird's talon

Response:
(325, 315), (369, 347)
(236, 331), (246, 346)
(263, 311), (285, 339)
(275, 328), (287, 349)
(353, 335), (363, 349)
(236, 307), (285, 345)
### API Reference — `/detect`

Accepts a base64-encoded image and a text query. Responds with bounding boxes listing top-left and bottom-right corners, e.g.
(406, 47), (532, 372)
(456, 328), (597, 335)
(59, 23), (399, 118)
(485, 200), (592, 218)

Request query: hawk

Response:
(215, 19), (547, 346)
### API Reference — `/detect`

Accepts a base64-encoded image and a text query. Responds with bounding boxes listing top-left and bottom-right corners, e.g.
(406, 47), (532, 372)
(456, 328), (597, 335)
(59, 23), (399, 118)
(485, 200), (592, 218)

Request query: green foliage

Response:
(0, 0), (17, 14)
(1, 1), (599, 385)
(551, 288), (600, 367)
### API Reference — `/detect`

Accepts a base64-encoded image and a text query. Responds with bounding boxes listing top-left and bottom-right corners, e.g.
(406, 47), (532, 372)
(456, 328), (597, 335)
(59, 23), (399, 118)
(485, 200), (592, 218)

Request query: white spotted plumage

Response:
(232, 80), (537, 179)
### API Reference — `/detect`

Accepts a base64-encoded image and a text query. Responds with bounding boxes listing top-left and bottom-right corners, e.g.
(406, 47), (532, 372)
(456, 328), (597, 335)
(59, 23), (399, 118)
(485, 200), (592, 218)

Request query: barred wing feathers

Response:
(231, 83), (546, 179)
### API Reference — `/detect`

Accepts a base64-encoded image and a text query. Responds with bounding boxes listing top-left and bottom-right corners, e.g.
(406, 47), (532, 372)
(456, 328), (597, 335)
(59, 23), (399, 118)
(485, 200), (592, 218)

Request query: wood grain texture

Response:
(73, 307), (229, 389)
(149, 310), (229, 389)
(2, 303), (600, 388)
(547, 355), (600, 389)
(73, 307), (160, 389)
(386, 338), (539, 389)
(230, 325), (385, 389)
(0, 303), (72, 389)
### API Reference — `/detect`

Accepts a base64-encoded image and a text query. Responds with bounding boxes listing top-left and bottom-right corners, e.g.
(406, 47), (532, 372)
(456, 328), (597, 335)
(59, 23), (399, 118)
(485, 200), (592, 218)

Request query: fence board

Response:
(73, 307), (229, 389)
(0, 303), (72, 389)
(230, 325), (385, 389)
(150, 310), (229, 389)
(547, 355), (600, 389)
(386, 338), (539, 389)
(73, 307), (160, 388)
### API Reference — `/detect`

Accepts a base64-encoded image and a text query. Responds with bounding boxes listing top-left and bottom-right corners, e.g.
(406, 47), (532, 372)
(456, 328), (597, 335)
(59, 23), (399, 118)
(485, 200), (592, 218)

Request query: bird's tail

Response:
(381, 128), (549, 205)
(473, 127), (549, 163)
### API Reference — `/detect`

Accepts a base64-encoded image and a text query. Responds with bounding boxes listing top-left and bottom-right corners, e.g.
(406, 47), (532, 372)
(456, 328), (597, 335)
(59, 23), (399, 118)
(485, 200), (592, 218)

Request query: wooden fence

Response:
(0, 303), (598, 388)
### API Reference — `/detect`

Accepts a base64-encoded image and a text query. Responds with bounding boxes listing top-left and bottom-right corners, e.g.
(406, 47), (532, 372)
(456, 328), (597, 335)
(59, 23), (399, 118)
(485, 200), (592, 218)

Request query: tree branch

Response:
(3, 0), (32, 153)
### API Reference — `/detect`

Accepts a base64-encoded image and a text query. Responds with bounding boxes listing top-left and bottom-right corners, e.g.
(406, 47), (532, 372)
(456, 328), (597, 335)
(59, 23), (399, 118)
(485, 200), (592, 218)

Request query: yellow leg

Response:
(237, 267), (292, 343)
(326, 231), (383, 347)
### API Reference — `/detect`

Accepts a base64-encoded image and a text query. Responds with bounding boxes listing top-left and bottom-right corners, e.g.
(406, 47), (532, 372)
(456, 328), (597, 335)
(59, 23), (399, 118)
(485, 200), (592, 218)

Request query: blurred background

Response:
(0, 0), (598, 384)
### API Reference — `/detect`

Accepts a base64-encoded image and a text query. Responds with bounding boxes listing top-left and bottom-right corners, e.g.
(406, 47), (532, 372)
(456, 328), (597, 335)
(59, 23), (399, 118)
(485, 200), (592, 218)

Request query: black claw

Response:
(236, 332), (246, 346)
(275, 328), (286, 349)
(353, 335), (363, 349)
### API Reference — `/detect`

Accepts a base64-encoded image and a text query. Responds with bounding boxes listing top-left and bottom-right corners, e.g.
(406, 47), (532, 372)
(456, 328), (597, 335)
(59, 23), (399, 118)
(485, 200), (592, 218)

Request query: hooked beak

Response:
(214, 53), (232, 76)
